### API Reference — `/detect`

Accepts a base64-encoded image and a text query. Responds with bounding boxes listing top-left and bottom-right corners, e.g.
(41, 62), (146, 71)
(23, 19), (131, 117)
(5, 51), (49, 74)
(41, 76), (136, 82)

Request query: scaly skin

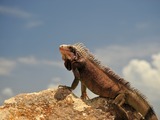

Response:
(59, 43), (158, 120)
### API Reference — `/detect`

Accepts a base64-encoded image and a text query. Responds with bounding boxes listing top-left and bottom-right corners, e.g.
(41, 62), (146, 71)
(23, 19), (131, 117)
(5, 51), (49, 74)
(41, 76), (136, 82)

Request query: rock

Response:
(0, 87), (141, 120)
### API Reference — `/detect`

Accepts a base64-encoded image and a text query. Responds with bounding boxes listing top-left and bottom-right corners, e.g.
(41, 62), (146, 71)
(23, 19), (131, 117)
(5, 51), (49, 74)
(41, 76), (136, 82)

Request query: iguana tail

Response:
(126, 90), (158, 120)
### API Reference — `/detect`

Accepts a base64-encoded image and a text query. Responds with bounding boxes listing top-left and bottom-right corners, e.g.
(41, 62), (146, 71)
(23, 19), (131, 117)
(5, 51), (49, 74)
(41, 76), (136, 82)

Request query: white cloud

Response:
(123, 59), (160, 90)
(122, 53), (160, 100)
(0, 5), (43, 28)
(94, 42), (160, 69)
(2, 88), (13, 97)
(0, 87), (14, 105)
(95, 45), (131, 66)
(42, 60), (63, 68)
(17, 56), (63, 68)
(17, 56), (38, 65)
(26, 21), (44, 28)
(152, 53), (160, 70)
(0, 56), (63, 76)
(0, 58), (16, 76)
(0, 5), (31, 18)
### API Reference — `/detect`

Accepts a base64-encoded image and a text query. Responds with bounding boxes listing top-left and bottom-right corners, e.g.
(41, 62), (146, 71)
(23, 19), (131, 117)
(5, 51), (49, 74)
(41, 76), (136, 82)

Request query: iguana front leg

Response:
(59, 68), (80, 90)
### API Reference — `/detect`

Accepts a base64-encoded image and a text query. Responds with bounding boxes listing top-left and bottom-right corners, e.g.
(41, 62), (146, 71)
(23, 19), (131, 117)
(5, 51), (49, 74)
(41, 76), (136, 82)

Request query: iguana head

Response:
(59, 43), (88, 60)
(59, 44), (76, 61)
(59, 43), (87, 70)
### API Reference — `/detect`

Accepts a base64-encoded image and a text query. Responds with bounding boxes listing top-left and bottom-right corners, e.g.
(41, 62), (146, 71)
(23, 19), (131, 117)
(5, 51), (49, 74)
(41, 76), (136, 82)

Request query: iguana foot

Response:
(112, 93), (125, 106)
(81, 92), (90, 100)
(111, 103), (129, 120)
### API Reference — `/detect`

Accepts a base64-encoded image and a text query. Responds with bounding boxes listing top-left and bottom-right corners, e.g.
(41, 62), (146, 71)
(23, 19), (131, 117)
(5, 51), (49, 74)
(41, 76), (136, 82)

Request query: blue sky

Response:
(0, 0), (160, 118)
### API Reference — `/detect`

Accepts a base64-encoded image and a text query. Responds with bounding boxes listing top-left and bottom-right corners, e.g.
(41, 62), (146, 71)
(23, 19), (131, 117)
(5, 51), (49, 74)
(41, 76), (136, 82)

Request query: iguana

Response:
(59, 43), (158, 120)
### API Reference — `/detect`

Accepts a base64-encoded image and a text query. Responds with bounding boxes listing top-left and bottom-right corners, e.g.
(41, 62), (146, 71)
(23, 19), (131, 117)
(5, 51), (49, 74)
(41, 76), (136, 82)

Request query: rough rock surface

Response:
(0, 88), (140, 120)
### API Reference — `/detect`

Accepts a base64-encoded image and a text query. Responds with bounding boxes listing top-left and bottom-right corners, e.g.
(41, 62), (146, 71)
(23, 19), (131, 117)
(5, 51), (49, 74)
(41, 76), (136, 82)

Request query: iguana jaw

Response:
(59, 44), (75, 61)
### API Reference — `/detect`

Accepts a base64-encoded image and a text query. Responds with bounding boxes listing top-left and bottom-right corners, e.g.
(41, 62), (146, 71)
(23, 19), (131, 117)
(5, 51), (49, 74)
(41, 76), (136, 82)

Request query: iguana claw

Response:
(58, 85), (73, 91)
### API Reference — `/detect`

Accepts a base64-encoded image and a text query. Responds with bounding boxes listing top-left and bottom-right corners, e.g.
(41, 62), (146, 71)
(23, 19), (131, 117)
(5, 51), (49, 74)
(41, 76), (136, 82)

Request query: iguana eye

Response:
(69, 46), (76, 54)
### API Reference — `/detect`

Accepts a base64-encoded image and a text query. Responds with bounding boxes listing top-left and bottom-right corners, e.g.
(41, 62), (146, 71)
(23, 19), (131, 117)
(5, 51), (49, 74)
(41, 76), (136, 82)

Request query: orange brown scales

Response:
(59, 43), (158, 120)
